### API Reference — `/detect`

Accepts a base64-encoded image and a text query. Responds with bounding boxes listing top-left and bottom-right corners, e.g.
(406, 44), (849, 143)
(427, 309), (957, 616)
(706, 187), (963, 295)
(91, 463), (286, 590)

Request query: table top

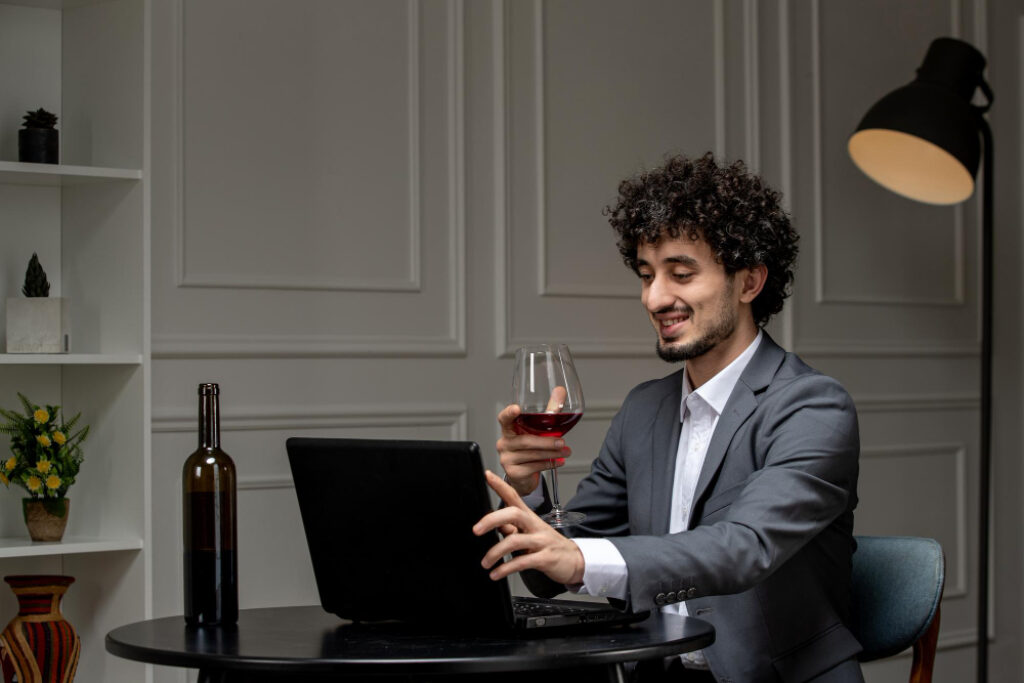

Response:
(106, 606), (715, 675)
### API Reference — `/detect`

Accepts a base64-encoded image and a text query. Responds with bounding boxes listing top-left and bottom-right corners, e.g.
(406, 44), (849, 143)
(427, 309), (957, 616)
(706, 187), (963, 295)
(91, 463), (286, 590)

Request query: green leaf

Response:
(16, 393), (35, 415)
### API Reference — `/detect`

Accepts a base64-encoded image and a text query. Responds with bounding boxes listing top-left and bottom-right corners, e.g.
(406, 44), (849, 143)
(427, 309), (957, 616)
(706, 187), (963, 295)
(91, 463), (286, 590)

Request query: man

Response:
(474, 153), (863, 682)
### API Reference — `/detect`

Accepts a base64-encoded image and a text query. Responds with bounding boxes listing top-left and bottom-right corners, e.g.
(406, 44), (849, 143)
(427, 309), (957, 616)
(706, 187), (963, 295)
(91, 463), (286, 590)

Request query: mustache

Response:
(654, 305), (693, 317)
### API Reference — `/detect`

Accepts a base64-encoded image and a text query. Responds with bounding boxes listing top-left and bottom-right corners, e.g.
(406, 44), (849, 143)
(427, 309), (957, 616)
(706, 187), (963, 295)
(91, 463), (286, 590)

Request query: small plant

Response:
(22, 109), (58, 130)
(0, 393), (88, 500)
(22, 253), (50, 297)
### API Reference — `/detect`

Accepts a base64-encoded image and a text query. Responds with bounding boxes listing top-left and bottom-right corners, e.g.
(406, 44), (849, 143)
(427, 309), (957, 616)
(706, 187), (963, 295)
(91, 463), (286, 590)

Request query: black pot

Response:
(18, 128), (59, 164)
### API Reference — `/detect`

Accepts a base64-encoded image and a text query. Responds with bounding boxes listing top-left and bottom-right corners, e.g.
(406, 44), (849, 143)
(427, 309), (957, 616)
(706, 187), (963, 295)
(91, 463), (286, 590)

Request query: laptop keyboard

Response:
(513, 598), (590, 617)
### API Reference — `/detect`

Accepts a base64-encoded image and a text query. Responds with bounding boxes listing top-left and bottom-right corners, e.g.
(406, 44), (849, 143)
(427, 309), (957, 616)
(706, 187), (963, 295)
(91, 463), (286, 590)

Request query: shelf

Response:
(0, 536), (143, 559)
(0, 0), (112, 9)
(0, 353), (143, 365)
(0, 161), (142, 187)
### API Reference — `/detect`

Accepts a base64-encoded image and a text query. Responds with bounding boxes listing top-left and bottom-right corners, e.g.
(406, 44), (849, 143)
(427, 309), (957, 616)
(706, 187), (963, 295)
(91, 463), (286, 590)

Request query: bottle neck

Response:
(198, 394), (220, 449)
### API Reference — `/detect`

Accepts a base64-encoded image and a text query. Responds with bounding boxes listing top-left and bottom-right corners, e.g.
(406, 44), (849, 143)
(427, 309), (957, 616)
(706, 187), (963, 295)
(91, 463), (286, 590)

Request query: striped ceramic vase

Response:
(0, 576), (80, 683)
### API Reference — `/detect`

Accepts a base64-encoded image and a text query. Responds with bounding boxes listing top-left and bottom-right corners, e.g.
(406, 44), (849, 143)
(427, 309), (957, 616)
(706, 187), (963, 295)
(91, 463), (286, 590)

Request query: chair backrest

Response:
(850, 535), (944, 662)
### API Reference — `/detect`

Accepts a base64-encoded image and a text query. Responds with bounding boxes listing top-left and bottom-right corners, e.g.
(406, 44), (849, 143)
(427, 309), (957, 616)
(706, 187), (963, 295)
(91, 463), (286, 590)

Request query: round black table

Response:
(106, 606), (715, 682)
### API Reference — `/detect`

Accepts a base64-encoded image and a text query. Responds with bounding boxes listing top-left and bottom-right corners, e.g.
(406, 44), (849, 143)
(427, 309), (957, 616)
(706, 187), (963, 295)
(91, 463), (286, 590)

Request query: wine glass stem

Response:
(548, 462), (563, 512)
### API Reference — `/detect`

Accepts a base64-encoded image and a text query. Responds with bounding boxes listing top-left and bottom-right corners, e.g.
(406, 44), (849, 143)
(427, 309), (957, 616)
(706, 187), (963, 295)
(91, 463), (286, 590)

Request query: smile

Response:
(656, 314), (690, 338)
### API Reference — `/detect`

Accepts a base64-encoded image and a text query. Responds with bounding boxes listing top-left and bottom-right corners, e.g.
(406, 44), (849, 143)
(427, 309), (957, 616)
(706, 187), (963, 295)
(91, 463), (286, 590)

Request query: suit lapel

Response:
(689, 335), (786, 517)
(650, 374), (683, 536)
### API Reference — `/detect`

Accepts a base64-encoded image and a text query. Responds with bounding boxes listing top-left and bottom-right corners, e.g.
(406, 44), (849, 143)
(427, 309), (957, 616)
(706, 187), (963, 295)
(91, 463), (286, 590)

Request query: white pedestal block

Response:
(5, 298), (70, 353)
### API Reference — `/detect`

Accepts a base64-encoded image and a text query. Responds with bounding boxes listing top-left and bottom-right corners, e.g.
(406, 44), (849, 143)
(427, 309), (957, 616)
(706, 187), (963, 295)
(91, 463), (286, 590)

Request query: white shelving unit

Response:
(0, 537), (144, 559)
(0, 161), (142, 186)
(0, 354), (144, 365)
(0, 0), (149, 681)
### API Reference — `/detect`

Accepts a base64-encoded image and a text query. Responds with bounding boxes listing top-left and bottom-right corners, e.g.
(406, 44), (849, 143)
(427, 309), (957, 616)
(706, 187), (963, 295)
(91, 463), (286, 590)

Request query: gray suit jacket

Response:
(525, 334), (863, 683)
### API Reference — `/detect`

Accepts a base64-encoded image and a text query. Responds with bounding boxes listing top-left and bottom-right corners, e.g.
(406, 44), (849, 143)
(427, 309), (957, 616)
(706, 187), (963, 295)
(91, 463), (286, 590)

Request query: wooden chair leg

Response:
(909, 604), (941, 683)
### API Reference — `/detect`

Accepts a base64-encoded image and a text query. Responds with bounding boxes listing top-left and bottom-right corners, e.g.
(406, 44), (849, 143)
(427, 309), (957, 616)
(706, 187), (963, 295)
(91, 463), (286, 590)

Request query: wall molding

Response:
(175, 0), (421, 292)
(805, 0), (968, 314)
(852, 392), (979, 413)
(156, 0), (466, 358)
(154, 331), (466, 358)
(742, 0), (760, 170)
(859, 442), (969, 599)
(495, 0), (736, 356)
(153, 403), (467, 437)
(532, 0), (638, 300)
(535, 0), (728, 300)
(155, 403), (467, 488)
(793, 342), (979, 358)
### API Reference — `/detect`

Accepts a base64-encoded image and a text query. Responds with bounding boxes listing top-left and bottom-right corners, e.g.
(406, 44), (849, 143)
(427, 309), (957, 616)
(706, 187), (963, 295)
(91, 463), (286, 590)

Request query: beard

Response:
(654, 301), (739, 363)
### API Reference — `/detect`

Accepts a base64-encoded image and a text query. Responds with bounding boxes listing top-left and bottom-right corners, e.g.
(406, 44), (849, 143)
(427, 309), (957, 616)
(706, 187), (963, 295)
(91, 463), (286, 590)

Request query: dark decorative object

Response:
(848, 37), (992, 683)
(18, 109), (59, 165)
(183, 383), (238, 626)
(5, 255), (70, 353)
(0, 575), (81, 683)
(22, 254), (50, 298)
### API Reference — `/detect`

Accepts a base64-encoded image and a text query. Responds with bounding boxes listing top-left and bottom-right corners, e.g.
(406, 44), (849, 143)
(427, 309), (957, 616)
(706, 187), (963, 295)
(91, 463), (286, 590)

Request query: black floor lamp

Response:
(847, 37), (993, 683)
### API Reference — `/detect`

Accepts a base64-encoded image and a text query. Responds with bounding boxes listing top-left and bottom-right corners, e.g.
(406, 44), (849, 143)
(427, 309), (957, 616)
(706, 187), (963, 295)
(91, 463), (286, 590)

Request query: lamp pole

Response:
(977, 114), (992, 683)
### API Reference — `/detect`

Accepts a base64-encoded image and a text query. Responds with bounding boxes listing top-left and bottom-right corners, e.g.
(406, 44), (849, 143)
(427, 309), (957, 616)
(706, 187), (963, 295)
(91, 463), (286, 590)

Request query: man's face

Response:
(636, 234), (742, 363)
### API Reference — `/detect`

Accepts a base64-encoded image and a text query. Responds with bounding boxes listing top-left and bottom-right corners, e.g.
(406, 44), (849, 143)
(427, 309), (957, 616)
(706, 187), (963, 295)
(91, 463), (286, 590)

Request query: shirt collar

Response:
(681, 330), (763, 420)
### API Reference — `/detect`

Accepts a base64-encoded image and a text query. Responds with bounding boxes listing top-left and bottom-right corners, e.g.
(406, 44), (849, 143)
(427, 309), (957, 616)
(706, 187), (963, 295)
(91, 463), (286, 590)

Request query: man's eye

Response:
(638, 272), (653, 282)
(674, 272), (693, 281)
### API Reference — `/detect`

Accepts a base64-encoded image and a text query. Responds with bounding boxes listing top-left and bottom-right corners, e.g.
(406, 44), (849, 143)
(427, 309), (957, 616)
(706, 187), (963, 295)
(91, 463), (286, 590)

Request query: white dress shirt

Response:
(571, 331), (763, 667)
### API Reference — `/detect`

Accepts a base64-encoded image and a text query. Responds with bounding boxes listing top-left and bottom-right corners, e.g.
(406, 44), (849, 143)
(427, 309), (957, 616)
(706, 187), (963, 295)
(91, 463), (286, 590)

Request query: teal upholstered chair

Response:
(850, 536), (945, 683)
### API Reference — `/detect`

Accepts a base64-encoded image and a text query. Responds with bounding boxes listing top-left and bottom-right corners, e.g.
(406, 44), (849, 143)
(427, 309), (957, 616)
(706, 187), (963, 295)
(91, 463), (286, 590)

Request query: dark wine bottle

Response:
(182, 382), (238, 626)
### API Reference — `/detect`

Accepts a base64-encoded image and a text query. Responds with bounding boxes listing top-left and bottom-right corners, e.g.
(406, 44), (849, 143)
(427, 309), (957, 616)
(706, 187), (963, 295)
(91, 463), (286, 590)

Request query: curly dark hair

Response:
(603, 152), (799, 327)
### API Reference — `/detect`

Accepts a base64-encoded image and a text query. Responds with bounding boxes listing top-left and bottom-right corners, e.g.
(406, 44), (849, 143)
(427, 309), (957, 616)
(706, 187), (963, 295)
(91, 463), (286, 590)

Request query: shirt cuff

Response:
(570, 538), (629, 600)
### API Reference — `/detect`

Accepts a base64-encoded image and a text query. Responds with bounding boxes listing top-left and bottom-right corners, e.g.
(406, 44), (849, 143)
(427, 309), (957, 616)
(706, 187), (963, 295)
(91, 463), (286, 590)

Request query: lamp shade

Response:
(848, 38), (988, 205)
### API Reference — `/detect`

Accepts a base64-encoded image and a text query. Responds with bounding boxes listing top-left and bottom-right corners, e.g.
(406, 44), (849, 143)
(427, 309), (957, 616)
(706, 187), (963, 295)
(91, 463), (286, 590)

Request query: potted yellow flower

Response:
(0, 394), (88, 541)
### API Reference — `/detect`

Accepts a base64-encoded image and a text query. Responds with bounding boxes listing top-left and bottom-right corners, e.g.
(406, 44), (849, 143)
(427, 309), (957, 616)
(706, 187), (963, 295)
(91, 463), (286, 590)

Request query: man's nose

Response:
(645, 275), (674, 311)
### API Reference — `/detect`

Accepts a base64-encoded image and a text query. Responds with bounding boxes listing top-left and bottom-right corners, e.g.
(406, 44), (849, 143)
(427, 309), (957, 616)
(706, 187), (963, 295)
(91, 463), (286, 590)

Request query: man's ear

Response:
(738, 264), (768, 303)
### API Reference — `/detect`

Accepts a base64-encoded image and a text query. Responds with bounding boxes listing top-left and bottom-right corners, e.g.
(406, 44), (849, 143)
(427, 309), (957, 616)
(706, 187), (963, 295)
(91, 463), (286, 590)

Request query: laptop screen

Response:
(286, 437), (515, 629)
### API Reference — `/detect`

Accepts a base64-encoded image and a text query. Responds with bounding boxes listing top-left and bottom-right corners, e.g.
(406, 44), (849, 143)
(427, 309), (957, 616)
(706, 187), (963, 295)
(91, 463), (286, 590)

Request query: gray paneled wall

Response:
(149, 1), (1010, 682)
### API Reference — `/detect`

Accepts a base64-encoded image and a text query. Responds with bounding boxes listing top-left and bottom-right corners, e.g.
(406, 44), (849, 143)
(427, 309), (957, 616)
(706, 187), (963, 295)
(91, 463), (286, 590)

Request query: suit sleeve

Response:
(608, 373), (859, 614)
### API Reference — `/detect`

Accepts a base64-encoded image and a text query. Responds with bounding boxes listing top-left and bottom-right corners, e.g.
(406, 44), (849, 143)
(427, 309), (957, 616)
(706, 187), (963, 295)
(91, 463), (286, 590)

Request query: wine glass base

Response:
(541, 509), (586, 529)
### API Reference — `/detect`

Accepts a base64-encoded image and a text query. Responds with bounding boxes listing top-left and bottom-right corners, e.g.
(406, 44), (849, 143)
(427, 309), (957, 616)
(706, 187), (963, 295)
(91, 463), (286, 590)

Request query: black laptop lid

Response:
(286, 437), (515, 629)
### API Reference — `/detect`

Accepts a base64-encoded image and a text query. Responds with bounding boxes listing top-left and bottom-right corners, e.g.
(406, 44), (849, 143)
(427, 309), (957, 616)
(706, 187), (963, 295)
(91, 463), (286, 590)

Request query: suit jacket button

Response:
(655, 593), (666, 605)
(665, 591), (676, 602)
(687, 587), (697, 598)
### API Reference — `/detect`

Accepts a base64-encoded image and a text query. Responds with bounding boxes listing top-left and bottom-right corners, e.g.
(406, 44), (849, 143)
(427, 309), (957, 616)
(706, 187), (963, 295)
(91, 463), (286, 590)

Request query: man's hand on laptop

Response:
(496, 403), (573, 497)
(474, 470), (584, 586)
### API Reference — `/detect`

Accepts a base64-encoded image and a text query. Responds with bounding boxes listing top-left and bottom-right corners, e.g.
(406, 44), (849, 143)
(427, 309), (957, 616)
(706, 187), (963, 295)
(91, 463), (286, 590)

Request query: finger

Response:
(484, 469), (534, 512)
(480, 532), (547, 569)
(545, 386), (568, 413)
(499, 523), (517, 536)
(498, 404), (522, 434)
(497, 435), (565, 461)
(487, 552), (546, 582)
(473, 503), (528, 536)
(500, 449), (565, 473)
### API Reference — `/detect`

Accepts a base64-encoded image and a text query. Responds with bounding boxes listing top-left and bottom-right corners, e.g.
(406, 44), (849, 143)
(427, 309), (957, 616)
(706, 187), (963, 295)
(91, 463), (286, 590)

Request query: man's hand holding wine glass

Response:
(495, 399), (573, 498)
(474, 343), (588, 590)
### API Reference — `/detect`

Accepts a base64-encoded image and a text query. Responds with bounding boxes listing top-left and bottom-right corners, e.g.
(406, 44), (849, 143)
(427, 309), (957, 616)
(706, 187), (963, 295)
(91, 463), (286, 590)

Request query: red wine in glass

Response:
(514, 412), (582, 438)
(512, 344), (585, 528)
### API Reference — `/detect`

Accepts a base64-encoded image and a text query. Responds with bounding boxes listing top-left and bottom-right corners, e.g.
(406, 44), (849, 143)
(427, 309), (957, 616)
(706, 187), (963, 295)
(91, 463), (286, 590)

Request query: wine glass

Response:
(512, 343), (585, 528)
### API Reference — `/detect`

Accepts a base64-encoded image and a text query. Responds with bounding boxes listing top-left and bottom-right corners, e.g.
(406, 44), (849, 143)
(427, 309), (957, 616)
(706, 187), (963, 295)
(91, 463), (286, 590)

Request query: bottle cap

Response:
(198, 383), (220, 395)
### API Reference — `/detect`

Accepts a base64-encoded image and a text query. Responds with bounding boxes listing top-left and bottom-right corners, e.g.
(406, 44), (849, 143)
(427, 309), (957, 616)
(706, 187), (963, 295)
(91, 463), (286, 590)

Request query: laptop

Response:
(285, 436), (650, 633)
